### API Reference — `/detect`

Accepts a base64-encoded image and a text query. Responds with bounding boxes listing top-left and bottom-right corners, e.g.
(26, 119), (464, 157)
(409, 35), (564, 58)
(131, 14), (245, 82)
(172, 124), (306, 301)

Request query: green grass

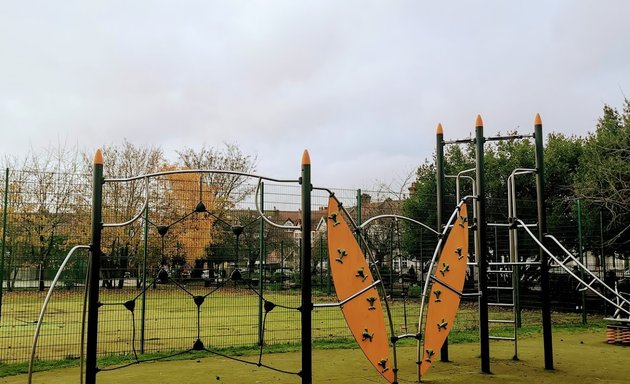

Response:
(0, 286), (610, 378)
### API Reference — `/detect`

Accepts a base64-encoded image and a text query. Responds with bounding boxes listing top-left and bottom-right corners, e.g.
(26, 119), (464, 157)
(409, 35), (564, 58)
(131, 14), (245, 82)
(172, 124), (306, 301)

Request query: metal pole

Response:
(86, 150), (104, 384)
(356, 189), (362, 229)
(577, 200), (586, 324)
(600, 209), (606, 314)
(475, 115), (491, 374)
(0, 168), (9, 320)
(300, 150), (312, 384)
(141, 205), (149, 353)
(534, 114), (554, 370)
(435, 123), (450, 362)
(258, 182), (265, 345)
(280, 240), (284, 289)
(319, 235), (323, 288)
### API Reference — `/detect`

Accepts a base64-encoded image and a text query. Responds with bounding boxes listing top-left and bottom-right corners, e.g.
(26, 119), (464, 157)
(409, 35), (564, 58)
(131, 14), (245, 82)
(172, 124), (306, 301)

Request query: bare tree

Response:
(83, 140), (166, 288)
(9, 142), (85, 290)
(176, 143), (257, 210)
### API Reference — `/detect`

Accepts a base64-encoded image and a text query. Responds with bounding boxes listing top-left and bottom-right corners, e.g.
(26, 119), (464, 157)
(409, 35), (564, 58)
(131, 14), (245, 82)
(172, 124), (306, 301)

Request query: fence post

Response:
(300, 150), (312, 384)
(258, 182), (265, 345)
(475, 115), (491, 374)
(577, 200), (587, 324)
(86, 150), (104, 384)
(0, 168), (9, 321)
(141, 204), (149, 353)
(535, 114), (554, 370)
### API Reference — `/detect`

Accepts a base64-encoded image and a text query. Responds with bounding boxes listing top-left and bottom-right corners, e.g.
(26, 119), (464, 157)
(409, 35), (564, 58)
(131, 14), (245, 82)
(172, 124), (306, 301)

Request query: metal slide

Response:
(517, 219), (630, 317)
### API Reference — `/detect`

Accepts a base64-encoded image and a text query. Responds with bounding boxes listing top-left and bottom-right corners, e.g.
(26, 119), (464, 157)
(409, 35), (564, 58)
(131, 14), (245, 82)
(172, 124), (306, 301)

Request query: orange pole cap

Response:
(93, 149), (103, 165)
(301, 149), (311, 166)
(475, 114), (483, 128)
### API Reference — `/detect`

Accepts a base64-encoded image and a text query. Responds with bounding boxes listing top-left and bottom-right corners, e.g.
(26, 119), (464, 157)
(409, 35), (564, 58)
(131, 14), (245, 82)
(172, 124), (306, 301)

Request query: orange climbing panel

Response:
(326, 197), (395, 383)
(419, 204), (469, 378)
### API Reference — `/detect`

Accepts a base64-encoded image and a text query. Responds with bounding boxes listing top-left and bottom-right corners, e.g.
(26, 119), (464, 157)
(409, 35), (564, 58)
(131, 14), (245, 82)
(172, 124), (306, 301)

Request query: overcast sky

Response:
(1, 1), (629, 190)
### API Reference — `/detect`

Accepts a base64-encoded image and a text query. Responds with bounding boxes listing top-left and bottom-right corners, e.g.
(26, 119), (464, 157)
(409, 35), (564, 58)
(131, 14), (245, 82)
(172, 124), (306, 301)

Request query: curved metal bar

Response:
(28, 245), (90, 384)
(446, 168), (475, 203)
(103, 177), (149, 228)
(418, 200), (466, 330)
(254, 178), (301, 230)
(313, 280), (382, 308)
(517, 221), (630, 316)
(312, 186), (335, 196)
(359, 214), (439, 235)
(104, 168), (298, 184)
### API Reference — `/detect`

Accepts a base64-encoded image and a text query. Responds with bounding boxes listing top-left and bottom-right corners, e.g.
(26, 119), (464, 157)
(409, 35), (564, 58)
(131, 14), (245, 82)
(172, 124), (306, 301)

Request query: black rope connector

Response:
(230, 269), (242, 281)
(195, 201), (207, 212)
(231, 225), (244, 236)
(123, 300), (135, 312)
(508, 217), (518, 229)
(157, 225), (169, 236)
(192, 338), (204, 351)
(264, 301), (276, 313)
(193, 295), (205, 307)
(390, 335), (399, 344)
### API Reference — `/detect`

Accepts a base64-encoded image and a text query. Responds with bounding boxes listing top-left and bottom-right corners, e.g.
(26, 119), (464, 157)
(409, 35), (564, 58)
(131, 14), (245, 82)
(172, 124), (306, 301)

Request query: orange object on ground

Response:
(326, 197), (395, 383)
(419, 204), (469, 377)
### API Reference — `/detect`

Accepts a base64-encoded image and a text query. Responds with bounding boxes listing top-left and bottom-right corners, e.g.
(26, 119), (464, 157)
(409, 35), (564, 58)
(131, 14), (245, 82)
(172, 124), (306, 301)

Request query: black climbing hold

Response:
(157, 225), (169, 236)
(425, 348), (435, 362)
(366, 296), (377, 310)
(437, 319), (448, 331)
(327, 212), (341, 226)
(355, 267), (368, 282)
(362, 329), (374, 342)
(123, 300), (135, 312)
(433, 290), (442, 302)
(336, 248), (348, 263)
(378, 358), (389, 372)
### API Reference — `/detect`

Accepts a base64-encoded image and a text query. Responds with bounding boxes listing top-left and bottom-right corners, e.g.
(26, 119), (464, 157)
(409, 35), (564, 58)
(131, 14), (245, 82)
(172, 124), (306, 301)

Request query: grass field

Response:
(0, 285), (619, 383)
(2, 327), (627, 383)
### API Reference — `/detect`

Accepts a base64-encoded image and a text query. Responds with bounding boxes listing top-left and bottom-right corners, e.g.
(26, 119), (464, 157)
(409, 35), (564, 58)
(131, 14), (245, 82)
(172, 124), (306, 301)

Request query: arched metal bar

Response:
(103, 177), (149, 228)
(103, 169), (299, 228)
(28, 245), (91, 384)
(255, 178), (301, 230)
(104, 169), (298, 184)
(359, 214), (439, 235)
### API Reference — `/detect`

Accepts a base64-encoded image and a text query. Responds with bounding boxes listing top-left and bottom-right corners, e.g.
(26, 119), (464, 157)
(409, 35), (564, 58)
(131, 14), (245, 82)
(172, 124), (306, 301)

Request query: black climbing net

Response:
(92, 176), (306, 379)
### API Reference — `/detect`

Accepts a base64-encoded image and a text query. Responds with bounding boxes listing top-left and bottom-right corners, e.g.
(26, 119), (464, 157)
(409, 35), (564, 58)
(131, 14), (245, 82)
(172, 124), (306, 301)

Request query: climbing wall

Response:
(326, 197), (395, 383)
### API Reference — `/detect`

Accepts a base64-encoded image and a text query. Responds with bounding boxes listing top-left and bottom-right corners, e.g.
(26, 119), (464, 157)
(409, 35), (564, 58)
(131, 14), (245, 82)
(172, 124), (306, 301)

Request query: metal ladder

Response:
(487, 261), (519, 359)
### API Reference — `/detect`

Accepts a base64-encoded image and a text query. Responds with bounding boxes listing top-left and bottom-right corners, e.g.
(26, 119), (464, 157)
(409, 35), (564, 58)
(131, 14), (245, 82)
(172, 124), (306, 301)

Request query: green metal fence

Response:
(0, 168), (628, 365)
